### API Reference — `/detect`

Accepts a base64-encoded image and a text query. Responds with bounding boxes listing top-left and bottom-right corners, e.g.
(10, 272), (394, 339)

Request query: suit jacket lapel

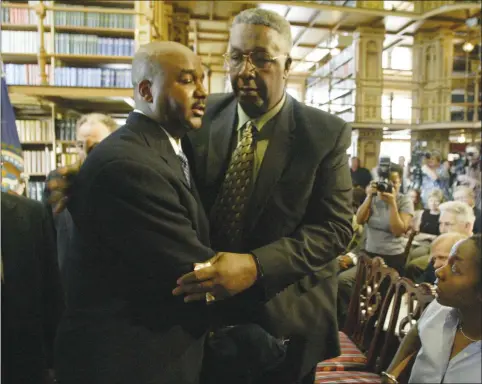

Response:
(126, 112), (190, 190)
(206, 98), (238, 185)
(244, 96), (296, 233)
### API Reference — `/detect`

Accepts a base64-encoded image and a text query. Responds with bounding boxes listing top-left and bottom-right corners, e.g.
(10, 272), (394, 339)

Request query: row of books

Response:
(55, 34), (134, 56)
(55, 119), (78, 141)
(23, 149), (54, 175)
(4, 64), (130, 88)
(17, 120), (54, 142)
(53, 8), (134, 29)
(2, 31), (52, 54)
(1, 2), (53, 25)
(1, 31), (134, 57)
(3, 64), (52, 86)
(54, 67), (132, 88)
(58, 153), (79, 167)
(27, 181), (46, 202)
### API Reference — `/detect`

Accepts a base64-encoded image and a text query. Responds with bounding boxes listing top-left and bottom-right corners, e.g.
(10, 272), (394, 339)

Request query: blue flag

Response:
(1, 76), (24, 192)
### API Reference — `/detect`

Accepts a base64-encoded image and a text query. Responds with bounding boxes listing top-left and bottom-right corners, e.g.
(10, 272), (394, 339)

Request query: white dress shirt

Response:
(133, 109), (182, 155)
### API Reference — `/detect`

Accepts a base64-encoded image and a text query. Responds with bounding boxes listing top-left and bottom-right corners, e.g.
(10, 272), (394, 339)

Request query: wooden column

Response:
(355, 128), (383, 171)
(353, 26), (385, 123)
(34, 0), (48, 85)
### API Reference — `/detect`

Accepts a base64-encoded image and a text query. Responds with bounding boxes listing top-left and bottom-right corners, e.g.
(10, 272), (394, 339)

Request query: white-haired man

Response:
(406, 201), (475, 281)
(416, 232), (468, 284)
(453, 185), (481, 233)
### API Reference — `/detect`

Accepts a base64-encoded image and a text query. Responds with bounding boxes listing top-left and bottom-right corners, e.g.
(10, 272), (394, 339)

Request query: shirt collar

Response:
(133, 109), (182, 156)
(236, 93), (286, 132)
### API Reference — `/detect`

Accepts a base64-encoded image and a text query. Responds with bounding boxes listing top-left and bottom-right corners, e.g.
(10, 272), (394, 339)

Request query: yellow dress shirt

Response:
(236, 93), (286, 179)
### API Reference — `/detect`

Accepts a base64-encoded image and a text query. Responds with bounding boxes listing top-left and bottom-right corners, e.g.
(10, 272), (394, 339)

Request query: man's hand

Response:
(172, 252), (258, 302)
(47, 162), (80, 214)
(338, 255), (354, 270)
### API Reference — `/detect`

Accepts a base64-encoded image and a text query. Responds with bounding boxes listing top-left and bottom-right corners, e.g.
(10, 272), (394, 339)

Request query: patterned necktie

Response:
(211, 121), (256, 251)
(178, 151), (191, 188)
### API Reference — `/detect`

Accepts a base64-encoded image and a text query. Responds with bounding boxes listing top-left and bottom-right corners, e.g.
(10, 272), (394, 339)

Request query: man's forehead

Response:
(229, 23), (285, 52)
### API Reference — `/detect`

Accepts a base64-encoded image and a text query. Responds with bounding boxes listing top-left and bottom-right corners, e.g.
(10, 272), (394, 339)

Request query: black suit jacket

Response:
(1, 192), (64, 384)
(55, 112), (214, 384)
(186, 93), (353, 379)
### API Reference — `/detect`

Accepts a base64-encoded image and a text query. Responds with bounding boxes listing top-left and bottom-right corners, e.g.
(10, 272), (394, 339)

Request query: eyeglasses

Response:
(223, 51), (288, 70)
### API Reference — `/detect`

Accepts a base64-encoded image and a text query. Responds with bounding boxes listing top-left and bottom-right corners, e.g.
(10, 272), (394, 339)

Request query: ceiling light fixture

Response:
(463, 42), (474, 53)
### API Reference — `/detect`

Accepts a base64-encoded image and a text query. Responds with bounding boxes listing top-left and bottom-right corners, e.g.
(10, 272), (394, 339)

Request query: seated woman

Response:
(356, 164), (414, 273)
(413, 188), (444, 240)
(382, 235), (482, 384)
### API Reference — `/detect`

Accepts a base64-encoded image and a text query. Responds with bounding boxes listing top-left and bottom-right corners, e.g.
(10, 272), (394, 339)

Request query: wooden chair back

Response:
(403, 229), (418, 263)
(342, 253), (372, 335)
(344, 256), (400, 357)
(373, 277), (435, 374)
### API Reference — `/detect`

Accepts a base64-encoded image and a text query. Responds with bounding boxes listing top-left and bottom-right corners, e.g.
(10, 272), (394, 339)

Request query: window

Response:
(382, 93), (412, 122)
(383, 47), (412, 71)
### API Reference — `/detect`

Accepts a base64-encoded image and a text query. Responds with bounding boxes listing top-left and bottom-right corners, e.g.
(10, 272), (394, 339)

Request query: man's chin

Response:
(188, 116), (203, 130)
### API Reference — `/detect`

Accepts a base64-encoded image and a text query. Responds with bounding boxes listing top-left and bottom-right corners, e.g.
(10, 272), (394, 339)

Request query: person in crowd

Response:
(416, 232), (468, 285)
(350, 156), (372, 189)
(48, 8), (354, 383)
(407, 188), (424, 211)
(337, 165), (413, 327)
(382, 235), (481, 384)
(420, 151), (450, 207)
(1, 190), (64, 384)
(457, 144), (481, 210)
(355, 164), (414, 273)
(412, 188), (443, 236)
(398, 156), (410, 193)
(53, 41), (219, 384)
(174, 8), (353, 382)
(453, 185), (481, 234)
(405, 201), (475, 282)
(43, 113), (118, 288)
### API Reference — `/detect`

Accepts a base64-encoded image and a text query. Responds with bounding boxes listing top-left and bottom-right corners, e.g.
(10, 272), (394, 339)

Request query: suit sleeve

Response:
(251, 122), (353, 298)
(71, 159), (215, 286)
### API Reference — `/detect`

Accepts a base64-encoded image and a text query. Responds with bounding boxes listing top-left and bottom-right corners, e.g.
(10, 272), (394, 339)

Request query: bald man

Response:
(53, 42), (212, 384)
(417, 232), (468, 284)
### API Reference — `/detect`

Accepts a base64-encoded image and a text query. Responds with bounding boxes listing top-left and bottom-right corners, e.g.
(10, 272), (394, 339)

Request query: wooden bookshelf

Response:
(305, 45), (356, 122)
(2, 23), (135, 37)
(2, 0), (162, 200)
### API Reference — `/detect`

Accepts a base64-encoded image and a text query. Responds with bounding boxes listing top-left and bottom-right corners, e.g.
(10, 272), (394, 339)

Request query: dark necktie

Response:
(211, 121), (256, 251)
(178, 151), (191, 188)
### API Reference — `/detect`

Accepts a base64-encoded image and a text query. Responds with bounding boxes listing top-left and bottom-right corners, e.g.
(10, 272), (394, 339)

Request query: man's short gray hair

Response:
(231, 8), (292, 50)
(439, 201), (475, 224)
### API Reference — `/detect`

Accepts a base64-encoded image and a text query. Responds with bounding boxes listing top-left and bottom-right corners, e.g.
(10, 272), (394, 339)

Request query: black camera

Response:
(374, 156), (393, 193)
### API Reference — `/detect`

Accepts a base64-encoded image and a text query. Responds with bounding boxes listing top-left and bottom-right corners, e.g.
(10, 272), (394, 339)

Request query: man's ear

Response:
(283, 56), (292, 79)
(138, 79), (153, 102)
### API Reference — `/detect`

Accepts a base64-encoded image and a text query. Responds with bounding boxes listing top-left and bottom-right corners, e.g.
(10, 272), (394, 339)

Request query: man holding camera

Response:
(337, 161), (413, 324)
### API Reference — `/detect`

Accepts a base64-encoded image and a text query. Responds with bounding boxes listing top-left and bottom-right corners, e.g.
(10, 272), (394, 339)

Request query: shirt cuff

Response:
(346, 252), (358, 265)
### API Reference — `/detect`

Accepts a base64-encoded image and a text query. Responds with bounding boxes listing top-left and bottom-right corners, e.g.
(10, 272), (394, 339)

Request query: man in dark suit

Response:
(53, 41), (215, 384)
(1, 191), (64, 384)
(173, 8), (353, 383)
